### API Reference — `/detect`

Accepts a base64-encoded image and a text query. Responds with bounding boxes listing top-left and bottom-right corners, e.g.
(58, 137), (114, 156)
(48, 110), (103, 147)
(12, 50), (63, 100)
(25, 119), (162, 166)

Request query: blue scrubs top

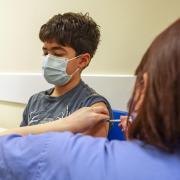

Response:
(0, 132), (180, 180)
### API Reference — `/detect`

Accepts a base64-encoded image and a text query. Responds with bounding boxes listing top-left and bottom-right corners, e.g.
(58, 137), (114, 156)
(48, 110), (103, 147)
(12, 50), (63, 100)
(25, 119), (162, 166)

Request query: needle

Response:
(106, 119), (121, 123)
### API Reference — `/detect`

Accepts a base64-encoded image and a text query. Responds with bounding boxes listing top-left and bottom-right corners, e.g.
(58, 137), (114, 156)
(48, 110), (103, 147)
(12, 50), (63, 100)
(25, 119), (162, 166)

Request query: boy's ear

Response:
(78, 53), (91, 70)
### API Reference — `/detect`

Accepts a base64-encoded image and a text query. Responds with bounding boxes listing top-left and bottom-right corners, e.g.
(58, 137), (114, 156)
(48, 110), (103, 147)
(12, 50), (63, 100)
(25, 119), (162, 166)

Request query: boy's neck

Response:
(51, 77), (81, 97)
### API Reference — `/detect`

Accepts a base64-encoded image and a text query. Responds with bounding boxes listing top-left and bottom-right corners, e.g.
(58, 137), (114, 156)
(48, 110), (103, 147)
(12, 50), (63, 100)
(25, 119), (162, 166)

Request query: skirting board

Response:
(0, 73), (135, 111)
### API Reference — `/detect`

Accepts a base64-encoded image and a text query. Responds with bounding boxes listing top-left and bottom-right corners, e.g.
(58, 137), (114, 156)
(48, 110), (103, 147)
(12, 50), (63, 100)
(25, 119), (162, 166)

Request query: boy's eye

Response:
(43, 50), (48, 56)
(53, 52), (66, 57)
(43, 52), (48, 56)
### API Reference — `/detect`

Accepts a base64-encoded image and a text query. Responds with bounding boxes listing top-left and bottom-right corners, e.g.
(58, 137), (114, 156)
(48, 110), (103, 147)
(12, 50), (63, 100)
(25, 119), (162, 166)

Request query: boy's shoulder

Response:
(78, 80), (96, 93)
(28, 88), (53, 102)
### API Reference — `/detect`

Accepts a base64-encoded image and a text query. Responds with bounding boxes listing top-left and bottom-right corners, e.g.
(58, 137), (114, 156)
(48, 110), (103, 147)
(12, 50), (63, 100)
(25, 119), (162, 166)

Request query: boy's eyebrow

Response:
(42, 46), (66, 52)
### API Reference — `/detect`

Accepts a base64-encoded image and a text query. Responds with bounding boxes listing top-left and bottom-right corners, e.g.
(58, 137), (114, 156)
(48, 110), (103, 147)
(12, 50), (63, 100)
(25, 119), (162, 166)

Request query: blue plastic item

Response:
(107, 110), (128, 140)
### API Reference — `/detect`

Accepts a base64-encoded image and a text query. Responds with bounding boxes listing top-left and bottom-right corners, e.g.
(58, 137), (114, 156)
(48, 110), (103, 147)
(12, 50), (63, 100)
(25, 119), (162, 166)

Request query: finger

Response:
(120, 119), (127, 124)
(96, 114), (110, 121)
(120, 116), (128, 118)
(118, 123), (122, 128)
(91, 106), (109, 115)
(120, 116), (128, 120)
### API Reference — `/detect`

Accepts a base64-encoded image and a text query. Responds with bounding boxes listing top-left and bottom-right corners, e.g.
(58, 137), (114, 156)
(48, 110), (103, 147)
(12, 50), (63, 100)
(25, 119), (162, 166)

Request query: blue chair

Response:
(107, 110), (128, 140)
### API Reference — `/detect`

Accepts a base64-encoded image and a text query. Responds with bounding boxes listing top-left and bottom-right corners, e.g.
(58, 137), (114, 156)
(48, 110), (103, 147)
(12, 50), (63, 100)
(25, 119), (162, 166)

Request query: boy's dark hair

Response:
(39, 12), (100, 58)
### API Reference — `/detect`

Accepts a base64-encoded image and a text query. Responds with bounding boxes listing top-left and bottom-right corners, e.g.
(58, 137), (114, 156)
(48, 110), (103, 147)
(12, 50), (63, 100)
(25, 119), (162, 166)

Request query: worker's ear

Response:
(77, 53), (91, 70)
(134, 73), (148, 112)
(142, 73), (148, 95)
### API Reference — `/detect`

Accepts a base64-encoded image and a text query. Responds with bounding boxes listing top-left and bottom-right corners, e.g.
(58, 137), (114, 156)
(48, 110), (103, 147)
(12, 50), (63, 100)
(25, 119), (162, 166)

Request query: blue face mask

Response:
(42, 54), (79, 86)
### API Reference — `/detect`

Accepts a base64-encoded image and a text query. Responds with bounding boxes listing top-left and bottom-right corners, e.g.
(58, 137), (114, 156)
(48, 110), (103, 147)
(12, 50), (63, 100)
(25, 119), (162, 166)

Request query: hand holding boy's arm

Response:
(0, 106), (109, 136)
(84, 102), (109, 137)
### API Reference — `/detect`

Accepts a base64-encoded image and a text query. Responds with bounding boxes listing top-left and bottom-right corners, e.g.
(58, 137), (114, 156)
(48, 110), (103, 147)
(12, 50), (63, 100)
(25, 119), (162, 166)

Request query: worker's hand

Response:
(118, 116), (132, 138)
(65, 106), (109, 133)
(119, 116), (128, 132)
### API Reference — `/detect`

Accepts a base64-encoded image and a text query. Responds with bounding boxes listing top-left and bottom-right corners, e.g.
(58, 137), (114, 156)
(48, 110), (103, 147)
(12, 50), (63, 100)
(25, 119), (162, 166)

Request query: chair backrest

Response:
(107, 110), (127, 140)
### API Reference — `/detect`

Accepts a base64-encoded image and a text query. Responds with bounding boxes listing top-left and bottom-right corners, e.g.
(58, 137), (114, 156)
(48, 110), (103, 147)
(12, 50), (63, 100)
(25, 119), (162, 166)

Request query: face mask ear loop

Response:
(70, 68), (80, 77)
(68, 54), (82, 62)
(67, 55), (82, 77)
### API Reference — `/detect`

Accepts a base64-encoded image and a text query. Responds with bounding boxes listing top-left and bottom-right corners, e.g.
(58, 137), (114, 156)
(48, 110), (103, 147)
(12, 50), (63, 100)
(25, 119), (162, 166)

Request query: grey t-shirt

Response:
(20, 80), (112, 126)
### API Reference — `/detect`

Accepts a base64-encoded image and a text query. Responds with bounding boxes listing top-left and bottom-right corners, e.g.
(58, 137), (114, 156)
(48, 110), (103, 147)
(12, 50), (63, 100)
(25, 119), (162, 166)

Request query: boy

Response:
(20, 12), (112, 137)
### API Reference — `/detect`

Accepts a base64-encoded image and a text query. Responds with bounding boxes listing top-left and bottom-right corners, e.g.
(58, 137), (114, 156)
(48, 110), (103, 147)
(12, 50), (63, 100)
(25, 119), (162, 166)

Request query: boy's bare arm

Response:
(84, 102), (109, 137)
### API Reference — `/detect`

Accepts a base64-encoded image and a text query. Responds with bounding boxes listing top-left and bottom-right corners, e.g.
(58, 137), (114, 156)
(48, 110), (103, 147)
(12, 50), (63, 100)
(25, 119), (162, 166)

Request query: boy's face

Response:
(42, 41), (79, 75)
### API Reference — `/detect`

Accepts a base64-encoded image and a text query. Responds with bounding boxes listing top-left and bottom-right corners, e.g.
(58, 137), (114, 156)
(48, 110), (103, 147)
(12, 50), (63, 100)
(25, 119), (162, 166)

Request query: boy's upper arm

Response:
(81, 94), (113, 137)
(84, 102), (110, 137)
(82, 94), (113, 118)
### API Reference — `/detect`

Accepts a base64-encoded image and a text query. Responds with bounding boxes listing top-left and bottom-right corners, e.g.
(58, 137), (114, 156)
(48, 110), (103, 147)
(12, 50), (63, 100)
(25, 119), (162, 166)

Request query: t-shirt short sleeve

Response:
(82, 94), (113, 119)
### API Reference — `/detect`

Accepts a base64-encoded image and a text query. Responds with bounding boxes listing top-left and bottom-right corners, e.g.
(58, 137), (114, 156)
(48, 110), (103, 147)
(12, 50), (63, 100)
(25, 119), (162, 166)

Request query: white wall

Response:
(0, 0), (179, 74)
(0, 0), (180, 128)
(0, 73), (135, 108)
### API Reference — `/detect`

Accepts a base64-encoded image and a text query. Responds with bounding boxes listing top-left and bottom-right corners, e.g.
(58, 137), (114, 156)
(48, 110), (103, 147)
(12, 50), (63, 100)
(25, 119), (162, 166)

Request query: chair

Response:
(107, 110), (127, 140)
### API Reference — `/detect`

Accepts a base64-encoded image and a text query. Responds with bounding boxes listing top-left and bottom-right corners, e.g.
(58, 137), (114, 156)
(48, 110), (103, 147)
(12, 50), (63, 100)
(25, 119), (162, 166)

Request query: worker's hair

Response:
(128, 19), (180, 153)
